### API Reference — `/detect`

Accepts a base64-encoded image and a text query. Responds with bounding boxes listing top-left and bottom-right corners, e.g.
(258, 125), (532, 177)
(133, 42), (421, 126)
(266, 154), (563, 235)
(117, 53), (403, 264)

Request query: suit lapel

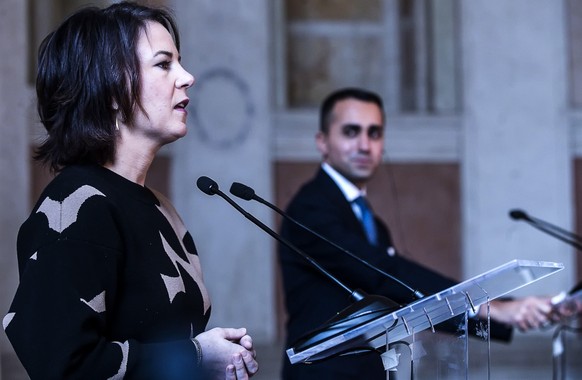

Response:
(313, 168), (392, 248)
(314, 169), (369, 239)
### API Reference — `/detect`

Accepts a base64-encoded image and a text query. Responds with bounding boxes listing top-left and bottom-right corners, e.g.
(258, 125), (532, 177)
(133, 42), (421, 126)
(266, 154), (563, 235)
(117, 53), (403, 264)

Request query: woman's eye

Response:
(156, 61), (171, 70)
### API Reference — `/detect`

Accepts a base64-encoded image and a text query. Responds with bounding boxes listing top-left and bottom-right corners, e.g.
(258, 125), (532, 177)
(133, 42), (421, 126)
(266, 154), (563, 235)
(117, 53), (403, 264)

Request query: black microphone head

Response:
(230, 182), (255, 201)
(509, 209), (528, 221)
(196, 176), (219, 195)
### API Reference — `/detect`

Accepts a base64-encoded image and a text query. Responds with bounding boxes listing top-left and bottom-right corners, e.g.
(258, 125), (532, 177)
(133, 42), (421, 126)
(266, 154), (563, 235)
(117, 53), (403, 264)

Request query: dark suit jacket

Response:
(279, 168), (512, 380)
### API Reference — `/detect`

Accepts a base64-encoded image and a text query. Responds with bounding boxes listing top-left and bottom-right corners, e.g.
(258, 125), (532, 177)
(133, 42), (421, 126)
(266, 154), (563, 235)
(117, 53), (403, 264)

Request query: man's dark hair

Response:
(35, 1), (180, 172)
(319, 87), (384, 134)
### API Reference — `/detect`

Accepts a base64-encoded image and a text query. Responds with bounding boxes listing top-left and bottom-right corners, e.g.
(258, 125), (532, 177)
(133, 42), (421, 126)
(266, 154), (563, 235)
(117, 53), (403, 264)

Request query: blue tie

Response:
(353, 196), (377, 245)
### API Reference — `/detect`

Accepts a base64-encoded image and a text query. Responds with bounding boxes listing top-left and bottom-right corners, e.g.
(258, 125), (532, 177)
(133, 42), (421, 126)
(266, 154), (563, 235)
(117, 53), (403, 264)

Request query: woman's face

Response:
(131, 21), (194, 146)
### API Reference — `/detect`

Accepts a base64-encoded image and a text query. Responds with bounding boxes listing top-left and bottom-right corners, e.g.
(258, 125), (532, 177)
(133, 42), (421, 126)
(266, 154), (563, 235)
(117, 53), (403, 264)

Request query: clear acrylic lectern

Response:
(551, 288), (582, 380)
(286, 259), (564, 379)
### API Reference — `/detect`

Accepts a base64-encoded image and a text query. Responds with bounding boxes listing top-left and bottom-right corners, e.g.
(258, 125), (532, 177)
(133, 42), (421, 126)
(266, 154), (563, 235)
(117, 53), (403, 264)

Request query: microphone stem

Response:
(215, 190), (358, 299)
(529, 217), (582, 245)
(525, 220), (582, 250)
(255, 195), (424, 300)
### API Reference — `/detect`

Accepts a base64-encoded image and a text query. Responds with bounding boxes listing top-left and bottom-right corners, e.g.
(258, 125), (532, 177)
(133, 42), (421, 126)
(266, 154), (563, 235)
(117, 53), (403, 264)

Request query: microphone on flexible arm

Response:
(508, 208), (582, 250)
(509, 208), (582, 297)
(229, 181), (425, 300)
(196, 176), (401, 355)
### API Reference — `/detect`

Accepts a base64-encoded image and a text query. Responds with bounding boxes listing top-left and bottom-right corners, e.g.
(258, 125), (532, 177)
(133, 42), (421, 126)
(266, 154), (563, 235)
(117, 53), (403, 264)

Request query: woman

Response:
(2, 2), (258, 379)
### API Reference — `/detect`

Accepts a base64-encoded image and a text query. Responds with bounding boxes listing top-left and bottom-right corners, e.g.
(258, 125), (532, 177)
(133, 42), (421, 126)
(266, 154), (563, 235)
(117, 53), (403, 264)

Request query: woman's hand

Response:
(225, 333), (257, 379)
(225, 349), (258, 380)
(194, 327), (258, 379)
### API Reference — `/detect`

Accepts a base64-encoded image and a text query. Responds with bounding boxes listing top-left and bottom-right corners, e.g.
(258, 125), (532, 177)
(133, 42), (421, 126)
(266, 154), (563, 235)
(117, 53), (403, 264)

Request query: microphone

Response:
(508, 208), (582, 250)
(509, 209), (529, 221)
(198, 177), (353, 294)
(197, 176), (401, 355)
(230, 181), (425, 300)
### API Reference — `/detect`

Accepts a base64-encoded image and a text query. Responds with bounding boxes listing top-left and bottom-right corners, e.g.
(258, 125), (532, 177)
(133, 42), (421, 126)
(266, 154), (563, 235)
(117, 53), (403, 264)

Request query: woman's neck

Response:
(105, 133), (159, 186)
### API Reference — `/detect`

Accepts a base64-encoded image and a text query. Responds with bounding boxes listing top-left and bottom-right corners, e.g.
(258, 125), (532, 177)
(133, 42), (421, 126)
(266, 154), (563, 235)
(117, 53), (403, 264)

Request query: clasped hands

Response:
(195, 327), (259, 380)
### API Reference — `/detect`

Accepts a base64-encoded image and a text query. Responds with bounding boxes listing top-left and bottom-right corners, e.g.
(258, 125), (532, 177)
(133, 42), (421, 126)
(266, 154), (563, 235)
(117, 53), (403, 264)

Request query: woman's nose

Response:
(177, 66), (195, 89)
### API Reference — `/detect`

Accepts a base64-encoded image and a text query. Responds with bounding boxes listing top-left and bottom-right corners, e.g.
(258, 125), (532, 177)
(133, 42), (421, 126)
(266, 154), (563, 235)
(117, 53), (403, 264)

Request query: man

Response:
(279, 87), (552, 379)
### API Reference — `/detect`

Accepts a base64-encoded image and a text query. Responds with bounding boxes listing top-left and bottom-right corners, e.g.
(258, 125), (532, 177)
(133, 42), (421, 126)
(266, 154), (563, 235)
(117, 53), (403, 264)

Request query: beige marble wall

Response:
(286, 0), (382, 21)
(461, 0), (573, 293)
(285, 0), (385, 107)
(170, 0), (276, 342)
(0, 0), (29, 377)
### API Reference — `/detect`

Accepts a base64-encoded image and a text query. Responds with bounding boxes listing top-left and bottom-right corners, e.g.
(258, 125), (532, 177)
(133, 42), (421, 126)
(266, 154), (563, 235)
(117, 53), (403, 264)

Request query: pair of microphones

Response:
(197, 176), (424, 299)
(196, 176), (418, 354)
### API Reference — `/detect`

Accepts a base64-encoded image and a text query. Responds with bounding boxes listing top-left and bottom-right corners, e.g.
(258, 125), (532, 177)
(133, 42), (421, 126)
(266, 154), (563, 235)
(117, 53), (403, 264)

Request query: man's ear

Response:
(315, 131), (328, 157)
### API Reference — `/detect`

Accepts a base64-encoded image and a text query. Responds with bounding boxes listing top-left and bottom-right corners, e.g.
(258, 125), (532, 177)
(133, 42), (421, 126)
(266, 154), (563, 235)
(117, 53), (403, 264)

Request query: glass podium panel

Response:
(386, 312), (492, 380)
(287, 259), (564, 374)
(552, 320), (582, 380)
(552, 289), (582, 380)
(409, 314), (470, 379)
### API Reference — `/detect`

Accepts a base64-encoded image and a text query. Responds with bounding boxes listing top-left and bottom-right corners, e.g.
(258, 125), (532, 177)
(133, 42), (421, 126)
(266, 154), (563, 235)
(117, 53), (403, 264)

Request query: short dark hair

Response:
(319, 87), (384, 134)
(35, 1), (180, 172)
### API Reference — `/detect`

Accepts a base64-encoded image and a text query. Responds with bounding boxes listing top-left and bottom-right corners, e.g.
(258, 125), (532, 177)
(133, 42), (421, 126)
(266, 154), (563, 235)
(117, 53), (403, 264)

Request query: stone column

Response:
(170, 0), (275, 342)
(461, 0), (573, 294)
(0, 0), (29, 376)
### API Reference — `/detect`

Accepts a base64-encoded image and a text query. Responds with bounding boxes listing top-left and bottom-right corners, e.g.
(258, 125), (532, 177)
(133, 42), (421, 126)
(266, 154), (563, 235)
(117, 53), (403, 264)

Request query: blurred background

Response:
(1, 0), (581, 378)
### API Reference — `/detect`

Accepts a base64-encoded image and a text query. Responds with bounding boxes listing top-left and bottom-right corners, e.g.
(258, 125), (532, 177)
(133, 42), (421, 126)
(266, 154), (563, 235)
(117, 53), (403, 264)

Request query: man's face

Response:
(316, 98), (384, 188)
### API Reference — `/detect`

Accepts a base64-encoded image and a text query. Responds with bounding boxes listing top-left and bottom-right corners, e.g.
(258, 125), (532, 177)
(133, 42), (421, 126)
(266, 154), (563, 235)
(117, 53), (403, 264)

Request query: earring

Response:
(115, 119), (120, 131)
